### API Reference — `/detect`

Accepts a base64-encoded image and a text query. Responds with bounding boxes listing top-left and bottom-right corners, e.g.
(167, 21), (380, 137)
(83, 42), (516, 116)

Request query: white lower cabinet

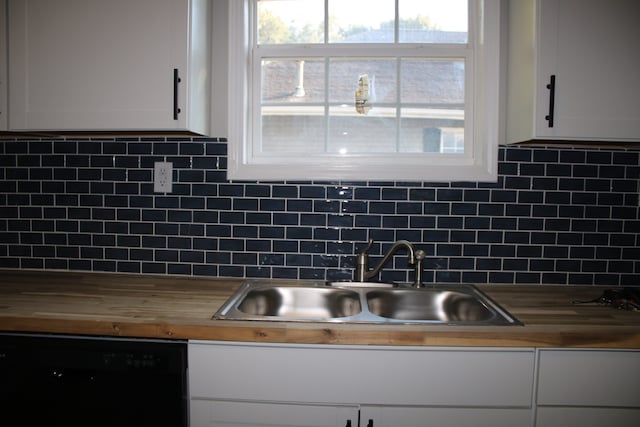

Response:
(188, 341), (535, 427)
(189, 342), (640, 427)
(535, 349), (640, 427)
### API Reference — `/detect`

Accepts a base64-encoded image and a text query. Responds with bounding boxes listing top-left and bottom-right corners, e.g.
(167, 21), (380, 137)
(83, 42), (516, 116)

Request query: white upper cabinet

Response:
(7, 0), (211, 134)
(506, 0), (640, 143)
(0, 0), (7, 130)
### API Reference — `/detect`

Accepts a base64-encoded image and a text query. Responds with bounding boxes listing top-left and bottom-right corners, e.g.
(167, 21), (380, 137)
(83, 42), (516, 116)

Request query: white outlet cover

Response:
(154, 161), (173, 193)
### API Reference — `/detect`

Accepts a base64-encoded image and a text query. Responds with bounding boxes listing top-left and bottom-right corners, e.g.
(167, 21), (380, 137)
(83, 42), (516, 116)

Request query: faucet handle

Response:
(413, 249), (426, 287)
(358, 239), (374, 255)
(354, 239), (373, 282)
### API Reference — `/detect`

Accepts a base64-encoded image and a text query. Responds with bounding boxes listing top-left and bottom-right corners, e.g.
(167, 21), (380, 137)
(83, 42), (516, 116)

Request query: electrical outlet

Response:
(154, 161), (173, 193)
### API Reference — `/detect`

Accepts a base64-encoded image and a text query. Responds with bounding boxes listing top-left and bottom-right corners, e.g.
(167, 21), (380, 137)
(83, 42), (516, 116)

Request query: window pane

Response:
(400, 59), (465, 104)
(399, 113), (464, 153)
(258, 0), (324, 44)
(399, 59), (465, 153)
(328, 59), (397, 104)
(328, 106), (397, 153)
(328, 0), (395, 43)
(260, 59), (326, 154)
(441, 128), (465, 153)
(399, 0), (468, 43)
(261, 108), (326, 154)
(262, 59), (325, 103)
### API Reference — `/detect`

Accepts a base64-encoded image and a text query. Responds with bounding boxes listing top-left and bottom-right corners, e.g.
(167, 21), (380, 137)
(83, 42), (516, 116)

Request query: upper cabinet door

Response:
(0, 0), (7, 130)
(506, 0), (640, 143)
(535, 0), (640, 141)
(7, 0), (210, 134)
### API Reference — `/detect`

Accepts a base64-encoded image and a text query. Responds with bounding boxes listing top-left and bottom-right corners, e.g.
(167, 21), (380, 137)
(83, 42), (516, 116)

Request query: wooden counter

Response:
(1, 270), (639, 348)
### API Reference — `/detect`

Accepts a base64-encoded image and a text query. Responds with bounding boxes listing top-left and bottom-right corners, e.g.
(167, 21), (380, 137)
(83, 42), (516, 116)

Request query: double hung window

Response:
(227, 0), (501, 181)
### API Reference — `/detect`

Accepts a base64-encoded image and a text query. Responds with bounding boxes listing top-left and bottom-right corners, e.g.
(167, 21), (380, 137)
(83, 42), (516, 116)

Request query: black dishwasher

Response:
(0, 333), (188, 427)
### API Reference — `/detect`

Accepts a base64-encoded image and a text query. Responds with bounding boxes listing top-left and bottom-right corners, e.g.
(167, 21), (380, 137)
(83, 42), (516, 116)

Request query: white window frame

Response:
(226, 0), (501, 182)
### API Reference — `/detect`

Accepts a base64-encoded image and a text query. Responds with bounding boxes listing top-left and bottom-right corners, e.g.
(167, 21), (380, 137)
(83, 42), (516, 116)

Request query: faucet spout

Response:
(354, 240), (416, 283)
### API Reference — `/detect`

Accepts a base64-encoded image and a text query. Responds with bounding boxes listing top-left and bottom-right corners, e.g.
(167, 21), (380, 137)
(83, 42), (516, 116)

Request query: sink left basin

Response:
(214, 283), (362, 321)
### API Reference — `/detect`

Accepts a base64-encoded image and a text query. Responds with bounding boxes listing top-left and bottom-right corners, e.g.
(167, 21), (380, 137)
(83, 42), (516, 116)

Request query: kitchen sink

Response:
(214, 281), (521, 325)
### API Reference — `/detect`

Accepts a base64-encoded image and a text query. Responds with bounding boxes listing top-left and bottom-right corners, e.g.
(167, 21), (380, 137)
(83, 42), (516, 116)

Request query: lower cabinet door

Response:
(536, 349), (640, 408)
(190, 400), (359, 427)
(536, 407), (640, 427)
(360, 406), (532, 427)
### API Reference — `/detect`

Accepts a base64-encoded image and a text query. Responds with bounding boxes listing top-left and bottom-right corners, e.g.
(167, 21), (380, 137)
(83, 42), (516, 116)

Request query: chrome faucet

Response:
(354, 239), (426, 287)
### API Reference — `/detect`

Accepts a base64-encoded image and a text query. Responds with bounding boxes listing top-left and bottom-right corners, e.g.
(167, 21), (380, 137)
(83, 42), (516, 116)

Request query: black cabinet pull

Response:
(367, 420), (373, 427)
(545, 74), (555, 128)
(345, 421), (351, 427)
(173, 68), (182, 120)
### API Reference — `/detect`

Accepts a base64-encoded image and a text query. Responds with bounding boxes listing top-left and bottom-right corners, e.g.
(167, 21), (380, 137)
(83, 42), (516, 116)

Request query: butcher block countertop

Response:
(1, 270), (639, 348)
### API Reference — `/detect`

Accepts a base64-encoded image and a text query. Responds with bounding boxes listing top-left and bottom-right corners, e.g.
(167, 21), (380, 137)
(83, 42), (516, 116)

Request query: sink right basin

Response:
(367, 288), (496, 322)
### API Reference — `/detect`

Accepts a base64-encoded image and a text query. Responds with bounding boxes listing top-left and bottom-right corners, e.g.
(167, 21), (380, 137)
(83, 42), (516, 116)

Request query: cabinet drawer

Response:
(362, 406), (531, 427)
(191, 400), (358, 427)
(189, 341), (535, 407)
(537, 349), (640, 407)
(536, 407), (640, 427)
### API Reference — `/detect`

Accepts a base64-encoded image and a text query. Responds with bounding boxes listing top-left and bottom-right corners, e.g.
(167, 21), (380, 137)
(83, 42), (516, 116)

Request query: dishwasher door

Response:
(0, 333), (188, 427)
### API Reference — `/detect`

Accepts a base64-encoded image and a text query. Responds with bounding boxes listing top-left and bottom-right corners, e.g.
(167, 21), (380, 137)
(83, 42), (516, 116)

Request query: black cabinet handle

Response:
(173, 68), (182, 120)
(545, 74), (555, 128)
(367, 420), (373, 427)
(345, 421), (351, 427)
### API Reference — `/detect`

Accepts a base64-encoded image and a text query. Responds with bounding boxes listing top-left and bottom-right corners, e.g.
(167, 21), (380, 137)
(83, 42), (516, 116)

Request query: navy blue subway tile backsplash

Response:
(1, 136), (639, 286)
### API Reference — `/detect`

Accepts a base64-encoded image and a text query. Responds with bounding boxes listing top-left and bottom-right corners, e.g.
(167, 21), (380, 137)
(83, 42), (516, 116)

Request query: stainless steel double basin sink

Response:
(214, 281), (521, 326)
